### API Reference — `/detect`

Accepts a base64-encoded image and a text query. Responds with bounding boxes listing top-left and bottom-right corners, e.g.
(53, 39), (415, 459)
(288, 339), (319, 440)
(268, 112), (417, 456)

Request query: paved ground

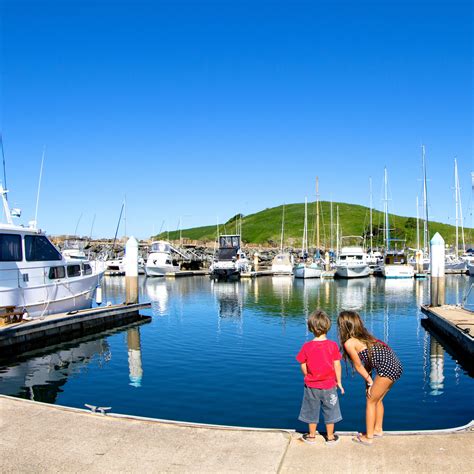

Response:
(1, 396), (472, 473)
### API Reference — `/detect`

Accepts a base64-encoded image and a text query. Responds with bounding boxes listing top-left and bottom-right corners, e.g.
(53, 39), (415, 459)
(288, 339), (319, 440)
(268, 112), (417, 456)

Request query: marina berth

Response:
(0, 185), (104, 319)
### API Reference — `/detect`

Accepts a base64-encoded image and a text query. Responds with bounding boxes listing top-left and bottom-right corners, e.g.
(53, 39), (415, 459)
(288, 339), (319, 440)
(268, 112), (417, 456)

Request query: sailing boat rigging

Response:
(271, 204), (294, 275)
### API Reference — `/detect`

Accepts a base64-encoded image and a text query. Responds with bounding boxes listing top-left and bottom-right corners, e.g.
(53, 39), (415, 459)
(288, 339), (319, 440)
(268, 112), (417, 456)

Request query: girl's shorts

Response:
(298, 385), (342, 425)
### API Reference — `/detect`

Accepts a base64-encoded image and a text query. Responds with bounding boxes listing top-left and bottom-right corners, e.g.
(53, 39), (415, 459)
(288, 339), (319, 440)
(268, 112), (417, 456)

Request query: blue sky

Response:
(1, 0), (472, 238)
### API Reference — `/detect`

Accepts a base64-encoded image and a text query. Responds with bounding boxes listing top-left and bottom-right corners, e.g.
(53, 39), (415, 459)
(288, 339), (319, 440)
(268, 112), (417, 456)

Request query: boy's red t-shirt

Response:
(296, 339), (342, 389)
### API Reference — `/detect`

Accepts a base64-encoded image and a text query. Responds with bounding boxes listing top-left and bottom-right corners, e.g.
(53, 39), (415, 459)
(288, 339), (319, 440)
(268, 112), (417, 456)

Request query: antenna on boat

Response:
(89, 214), (96, 242)
(0, 134), (7, 200)
(112, 201), (125, 252)
(33, 147), (46, 230)
(74, 213), (83, 236)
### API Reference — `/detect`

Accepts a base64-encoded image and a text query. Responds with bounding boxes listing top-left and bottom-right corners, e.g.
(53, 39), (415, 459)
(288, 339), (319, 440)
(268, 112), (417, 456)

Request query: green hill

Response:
(154, 201), (473, 249)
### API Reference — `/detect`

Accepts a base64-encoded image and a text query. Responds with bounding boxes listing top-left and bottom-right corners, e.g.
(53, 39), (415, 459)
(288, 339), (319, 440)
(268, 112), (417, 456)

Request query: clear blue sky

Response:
(1, 0), (472, 238)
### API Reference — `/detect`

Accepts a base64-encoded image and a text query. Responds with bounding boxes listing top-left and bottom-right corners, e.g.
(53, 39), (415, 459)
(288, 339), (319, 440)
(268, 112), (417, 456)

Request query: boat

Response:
(335, 238), (370, 279)
(468, 261), (474, 276)
(0, 184), (104, 318)
(271, 205), (293, 275)
(294, 198), (322, 279)
(209, 234), (250, 280)
(145, 241), (180, 277)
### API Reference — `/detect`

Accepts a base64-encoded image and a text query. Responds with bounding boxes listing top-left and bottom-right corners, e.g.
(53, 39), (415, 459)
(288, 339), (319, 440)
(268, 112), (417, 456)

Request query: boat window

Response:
(49, 266), (65, 279)
(82, 263), (92, 275)
(67, 264), (81, 277)
(25, 235), (62, 261)
(0, 233), (22, 261)
(356, 255), (363, 260)
(340, 255), (346, 260)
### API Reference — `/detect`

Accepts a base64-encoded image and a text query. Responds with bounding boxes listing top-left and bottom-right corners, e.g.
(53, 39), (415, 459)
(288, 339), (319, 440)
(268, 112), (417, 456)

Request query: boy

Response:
(296, 309), (344, 444)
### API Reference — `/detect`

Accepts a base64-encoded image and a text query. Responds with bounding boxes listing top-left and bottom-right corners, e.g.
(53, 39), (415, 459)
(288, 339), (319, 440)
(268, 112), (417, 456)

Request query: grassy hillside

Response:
(154, 201), (473, 249)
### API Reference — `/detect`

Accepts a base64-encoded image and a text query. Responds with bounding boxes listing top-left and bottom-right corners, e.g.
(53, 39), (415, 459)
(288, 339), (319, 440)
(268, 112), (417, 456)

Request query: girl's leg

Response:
(374, 388), (390, 435)
(361, 377), (393, 443)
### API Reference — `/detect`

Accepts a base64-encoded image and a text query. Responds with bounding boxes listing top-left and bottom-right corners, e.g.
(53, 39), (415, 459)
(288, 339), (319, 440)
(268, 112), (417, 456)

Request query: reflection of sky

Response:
(2, 275), (473, 431)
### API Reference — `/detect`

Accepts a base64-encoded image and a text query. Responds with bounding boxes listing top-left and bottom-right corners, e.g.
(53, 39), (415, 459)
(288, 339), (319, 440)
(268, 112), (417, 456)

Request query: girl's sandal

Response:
(301, 433), (317, 444)
(358, 431), (383, 438)
(352, 434), (373, 446)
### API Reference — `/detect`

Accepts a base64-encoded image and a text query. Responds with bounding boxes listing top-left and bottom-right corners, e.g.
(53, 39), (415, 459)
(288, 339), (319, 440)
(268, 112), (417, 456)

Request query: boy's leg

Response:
(309, 423), (317, 438)
(326, 423), (335, 440)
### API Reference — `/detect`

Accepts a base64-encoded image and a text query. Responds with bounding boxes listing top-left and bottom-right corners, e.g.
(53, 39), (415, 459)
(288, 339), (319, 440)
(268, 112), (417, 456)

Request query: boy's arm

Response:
(334, 360), (344, 394)
(300, 363), (308, 376)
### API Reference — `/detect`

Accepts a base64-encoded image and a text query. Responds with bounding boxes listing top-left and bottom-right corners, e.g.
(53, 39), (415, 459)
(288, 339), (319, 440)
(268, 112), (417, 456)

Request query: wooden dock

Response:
(421, 304), (473, 356)
(0, 302), (151, 356)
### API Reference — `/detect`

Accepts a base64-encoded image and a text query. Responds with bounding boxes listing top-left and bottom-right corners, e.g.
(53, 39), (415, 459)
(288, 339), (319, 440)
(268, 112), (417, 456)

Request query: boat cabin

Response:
(385, 252), (407, 265)
(217, 235), (241, 261)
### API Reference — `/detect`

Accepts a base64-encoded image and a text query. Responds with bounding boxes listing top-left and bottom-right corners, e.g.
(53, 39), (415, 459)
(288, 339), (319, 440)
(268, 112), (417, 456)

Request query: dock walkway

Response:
(1, 396), (472, 473)
(421, 304), (473, 356)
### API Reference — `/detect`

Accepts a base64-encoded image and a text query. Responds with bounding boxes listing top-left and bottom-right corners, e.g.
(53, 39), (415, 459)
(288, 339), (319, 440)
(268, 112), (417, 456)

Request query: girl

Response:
(337, 310), (402, 446)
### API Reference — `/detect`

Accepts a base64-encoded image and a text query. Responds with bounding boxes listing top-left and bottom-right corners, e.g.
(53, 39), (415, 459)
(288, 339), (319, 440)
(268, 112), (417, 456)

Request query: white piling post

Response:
(430, 232), (445, 307)
(127, 327), (143, 387)
(125, 236), (139, 304)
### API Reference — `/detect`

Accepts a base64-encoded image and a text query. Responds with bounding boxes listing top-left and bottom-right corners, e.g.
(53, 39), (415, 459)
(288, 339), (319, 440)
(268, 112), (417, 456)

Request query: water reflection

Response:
(0, 337), (110, 403)
(212, 281), (245, 320)
(429, 336), (445, 396)
(146, 278), (169, 315)
(335, 279), (370, 311)
(127, 327), (143, 387)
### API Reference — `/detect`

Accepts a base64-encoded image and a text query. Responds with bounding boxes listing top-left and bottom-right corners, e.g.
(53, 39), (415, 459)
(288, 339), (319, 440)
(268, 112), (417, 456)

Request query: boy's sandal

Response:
(301, 433), (317, 444)
(325, 434), (340, 445)
(352, 434), (373, 446)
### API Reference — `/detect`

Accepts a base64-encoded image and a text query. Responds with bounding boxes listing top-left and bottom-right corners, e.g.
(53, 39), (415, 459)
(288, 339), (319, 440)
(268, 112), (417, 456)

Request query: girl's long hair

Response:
(337, 310), (379, 365)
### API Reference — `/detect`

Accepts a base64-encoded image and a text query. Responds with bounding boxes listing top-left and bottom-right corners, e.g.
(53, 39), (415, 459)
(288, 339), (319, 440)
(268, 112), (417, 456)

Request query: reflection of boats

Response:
(0, 185), (104, 318)
(336, 278), (370, 310)
(212, 281), (244, 319)
(145, 278), (169, 314)
(145, 241), (180, 277)
(335, 239), (370, 279)
(209, 235), (250, 280)
(0, 337), (110, 402)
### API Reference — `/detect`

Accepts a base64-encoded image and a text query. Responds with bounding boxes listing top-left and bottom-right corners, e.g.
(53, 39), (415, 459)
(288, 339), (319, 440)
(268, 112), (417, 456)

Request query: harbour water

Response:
(1, 275), (473, 431)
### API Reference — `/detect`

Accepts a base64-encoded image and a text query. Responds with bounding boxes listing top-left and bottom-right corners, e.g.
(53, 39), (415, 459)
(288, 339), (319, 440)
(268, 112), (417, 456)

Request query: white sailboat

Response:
(271, 205), (293, 275)
(294, 198), (322, 279)
(0, 185), (104, 318)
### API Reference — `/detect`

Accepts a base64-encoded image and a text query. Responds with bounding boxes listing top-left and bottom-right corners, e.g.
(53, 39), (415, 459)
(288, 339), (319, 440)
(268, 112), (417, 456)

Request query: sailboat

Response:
(381, 168), (415, 279)
(294, 198), (323, 279)
(271, 205), (294, 275)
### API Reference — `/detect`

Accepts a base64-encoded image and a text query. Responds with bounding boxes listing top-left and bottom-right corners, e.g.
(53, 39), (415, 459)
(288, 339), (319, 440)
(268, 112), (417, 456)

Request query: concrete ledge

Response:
(0, 395), (472, 473)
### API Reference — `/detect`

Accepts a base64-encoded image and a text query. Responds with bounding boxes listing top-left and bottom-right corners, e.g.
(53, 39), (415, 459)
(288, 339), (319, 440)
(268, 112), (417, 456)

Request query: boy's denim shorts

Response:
(298, 385), (342, 425)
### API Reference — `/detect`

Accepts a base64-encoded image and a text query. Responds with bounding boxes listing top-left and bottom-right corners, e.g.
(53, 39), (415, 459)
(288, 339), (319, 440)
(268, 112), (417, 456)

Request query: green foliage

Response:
(152, 201), (473, 248)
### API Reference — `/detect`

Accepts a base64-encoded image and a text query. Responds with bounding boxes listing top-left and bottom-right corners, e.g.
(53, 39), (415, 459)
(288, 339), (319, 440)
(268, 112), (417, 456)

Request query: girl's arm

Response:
(334, 360), (344, 394)
(344, 340), (374, 386)
(300, 363), (308, 376)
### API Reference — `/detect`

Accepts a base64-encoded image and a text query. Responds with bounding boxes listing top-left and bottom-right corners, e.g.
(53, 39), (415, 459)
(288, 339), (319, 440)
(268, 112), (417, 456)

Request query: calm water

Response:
(1, 275), (473, 431)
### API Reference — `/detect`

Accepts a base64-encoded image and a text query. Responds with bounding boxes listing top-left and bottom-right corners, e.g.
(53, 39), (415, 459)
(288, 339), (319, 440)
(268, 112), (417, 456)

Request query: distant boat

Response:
(335, 238), (370, 279)
(209, 235), (251, 280)
(294, 198), (322, 279)
(145, 241), (180, 277)
(271, 205), (293, 275)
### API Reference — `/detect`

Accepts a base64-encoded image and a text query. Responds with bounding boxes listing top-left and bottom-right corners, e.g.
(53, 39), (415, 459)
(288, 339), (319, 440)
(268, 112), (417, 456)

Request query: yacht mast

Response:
(316, 177), (320, 254)
(384, 167), (390, 251)
(416, 195), (420, 251)
(303, 197), (308, 255)
(280, 204), (285, 252)
(369, 177), (373, 251)
(454, 158), (459, 256)
(422, 145), (429, 255)
(0, 134), (7, 201)
(454, 158), (466, 254)
(330, 197), (334, 250)
(336, 205), (340, 256)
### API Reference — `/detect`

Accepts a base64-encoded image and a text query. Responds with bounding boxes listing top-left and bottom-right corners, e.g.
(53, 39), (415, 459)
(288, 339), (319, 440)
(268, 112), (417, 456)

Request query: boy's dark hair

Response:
(307, 309), (331, 336)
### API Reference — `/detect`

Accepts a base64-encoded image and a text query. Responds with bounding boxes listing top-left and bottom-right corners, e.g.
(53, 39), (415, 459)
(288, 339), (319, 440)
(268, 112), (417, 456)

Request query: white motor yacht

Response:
(145, 241), (180, 277)
(335, 245), (370, 279)
(209, 235), (250, 280)
(0, 185), (104, 318)
(271, 253), (294, 275)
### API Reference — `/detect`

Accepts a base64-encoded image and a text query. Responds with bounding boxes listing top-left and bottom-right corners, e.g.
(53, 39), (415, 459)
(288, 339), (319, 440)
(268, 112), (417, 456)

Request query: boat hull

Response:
(383, 264), (415, 279)
(145, 264), (180, 277)
(335, 265), (370, 279)
(294, 265), (322, 279)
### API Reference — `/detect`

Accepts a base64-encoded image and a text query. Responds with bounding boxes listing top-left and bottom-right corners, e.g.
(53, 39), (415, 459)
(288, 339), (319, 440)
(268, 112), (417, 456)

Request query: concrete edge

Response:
(1, 395), (472, 436)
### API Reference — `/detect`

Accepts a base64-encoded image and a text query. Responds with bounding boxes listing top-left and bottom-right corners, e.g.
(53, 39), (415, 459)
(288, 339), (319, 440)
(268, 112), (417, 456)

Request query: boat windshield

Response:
(151, 242), (170, 253)
(219, 236), (240, 249)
